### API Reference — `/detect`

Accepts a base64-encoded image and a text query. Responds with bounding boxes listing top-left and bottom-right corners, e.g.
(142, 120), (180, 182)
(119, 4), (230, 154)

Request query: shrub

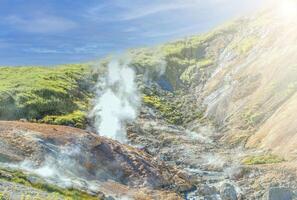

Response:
(242, 154), (284, 165)
(40, 111), (87, 128)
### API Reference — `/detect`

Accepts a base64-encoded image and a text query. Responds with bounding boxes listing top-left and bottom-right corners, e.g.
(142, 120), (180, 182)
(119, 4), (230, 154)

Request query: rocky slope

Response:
(128, 86), (297, 199)
(194, 10), (297, 159)
(129, 5), (297, 160)
(126, 4), (297, 199)
(0, 121), (191, 199)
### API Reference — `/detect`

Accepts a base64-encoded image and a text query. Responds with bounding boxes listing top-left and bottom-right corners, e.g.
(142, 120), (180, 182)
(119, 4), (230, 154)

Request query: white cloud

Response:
(5, 15), (77, 33)
(85, 0), (264, 23)
(84, 0), (202, 22)
(118, 3), (193, 21)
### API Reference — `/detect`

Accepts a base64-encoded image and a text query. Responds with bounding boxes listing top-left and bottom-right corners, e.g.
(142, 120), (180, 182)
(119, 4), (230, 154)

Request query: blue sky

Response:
(0, 0), (264, 66)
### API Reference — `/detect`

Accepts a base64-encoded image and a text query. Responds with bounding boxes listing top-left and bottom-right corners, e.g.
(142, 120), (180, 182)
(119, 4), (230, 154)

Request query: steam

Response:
(91, 59), (140, 142)
(6, 143), (101, 191)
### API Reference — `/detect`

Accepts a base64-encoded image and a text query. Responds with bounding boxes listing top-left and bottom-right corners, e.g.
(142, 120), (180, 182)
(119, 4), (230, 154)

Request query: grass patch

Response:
(0, 167), (99, 200)
(180, 58), (214, 83)
(40, 110), (87, 129)
(142, 87), (204, 125)
(242, 109), (263, 127)
(143, 95), (183, 125)
(230, 36), (258, 55)
(242, 154), (284, 165)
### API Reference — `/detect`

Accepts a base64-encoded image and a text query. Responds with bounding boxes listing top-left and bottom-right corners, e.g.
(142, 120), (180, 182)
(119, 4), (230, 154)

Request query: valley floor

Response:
(127, 106), (297, 199)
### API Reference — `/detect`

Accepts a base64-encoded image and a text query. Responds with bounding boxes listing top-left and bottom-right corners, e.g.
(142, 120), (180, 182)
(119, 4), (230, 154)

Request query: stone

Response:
(266, 187), (292, 200)
(220, 183), (238, 200)
(204, 194), (221, 200)
(27, 175), (44, 185)
(104, 196), (116, 200)
(199, 184), (218, 196)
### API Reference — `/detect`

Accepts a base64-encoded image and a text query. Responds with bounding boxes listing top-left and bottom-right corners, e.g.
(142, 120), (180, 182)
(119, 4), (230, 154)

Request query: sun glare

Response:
(278, 0), (297, 22)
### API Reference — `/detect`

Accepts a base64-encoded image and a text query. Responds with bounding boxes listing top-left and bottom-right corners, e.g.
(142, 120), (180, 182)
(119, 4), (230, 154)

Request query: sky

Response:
(0, 0), (264, 66)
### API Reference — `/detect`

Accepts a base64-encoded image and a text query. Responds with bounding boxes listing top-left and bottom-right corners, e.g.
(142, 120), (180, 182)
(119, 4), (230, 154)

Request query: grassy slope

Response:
(0, 64), (95, 128)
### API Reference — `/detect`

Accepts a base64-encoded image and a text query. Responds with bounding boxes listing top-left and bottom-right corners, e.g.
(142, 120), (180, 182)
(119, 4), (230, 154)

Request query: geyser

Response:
(91, 59), (140, 142)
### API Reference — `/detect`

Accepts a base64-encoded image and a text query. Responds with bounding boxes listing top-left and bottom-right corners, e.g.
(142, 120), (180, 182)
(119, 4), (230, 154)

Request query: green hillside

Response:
(0, 64), (94, 128)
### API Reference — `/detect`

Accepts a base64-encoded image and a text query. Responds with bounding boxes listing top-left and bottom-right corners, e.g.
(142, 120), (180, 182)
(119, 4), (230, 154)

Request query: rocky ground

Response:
(127, 103), (297, 199)
(1, 108), (297, 199)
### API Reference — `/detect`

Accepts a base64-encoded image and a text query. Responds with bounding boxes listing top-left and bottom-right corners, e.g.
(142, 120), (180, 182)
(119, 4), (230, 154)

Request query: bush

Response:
(41, 110), (87, 128)
(242, 154), (284, 165)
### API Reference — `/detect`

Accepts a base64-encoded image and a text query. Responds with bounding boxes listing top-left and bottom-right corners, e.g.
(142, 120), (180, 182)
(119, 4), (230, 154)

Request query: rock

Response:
(228, 167), (248, 180)
(176, 170), (190, 180)
(27, 175), (44, 185)
(220, 183), (238, 200)
(0, 170), (13, 179)
(104, 196), (115, 200)
(204, 194), (221, 200)
(176, 182), (194, 192)
(199, 184), (218, 196)
(97, 192), (106, 199)
(265, 187), (292, 200)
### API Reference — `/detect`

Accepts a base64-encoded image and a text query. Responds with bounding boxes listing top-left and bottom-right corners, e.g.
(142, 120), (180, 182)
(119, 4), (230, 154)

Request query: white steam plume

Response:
(91, 59), (140, 142)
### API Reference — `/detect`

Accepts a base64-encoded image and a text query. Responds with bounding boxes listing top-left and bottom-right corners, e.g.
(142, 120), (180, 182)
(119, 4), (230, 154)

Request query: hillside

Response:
(129, 7), (297, 159)
(0, 4), (297, 199)
(0, 64), (95, 128)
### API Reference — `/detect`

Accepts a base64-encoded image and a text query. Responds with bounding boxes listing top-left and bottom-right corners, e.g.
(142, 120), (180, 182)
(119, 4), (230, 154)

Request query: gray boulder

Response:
(204, 194), (221, 200)
(220, 183), (238, 200)
(199, 184), (218, 196)
(266, 187), (292, 200)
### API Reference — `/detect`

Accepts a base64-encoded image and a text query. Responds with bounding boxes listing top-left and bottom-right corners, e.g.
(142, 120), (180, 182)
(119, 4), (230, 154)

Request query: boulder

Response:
(204, 194), (221, 200)
(266, 187), (292, 200)
(199, 184), (218, 196)
(220, 183), (238, 200)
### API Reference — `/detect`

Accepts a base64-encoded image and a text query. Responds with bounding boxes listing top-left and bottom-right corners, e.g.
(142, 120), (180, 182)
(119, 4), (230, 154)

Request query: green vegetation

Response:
(0, 167), (99, 200)
(129, 19), (241, 90)
(230, 36), (258, 54)
(180, 58), (214, 83)
(142, 87), (204, 125)
(40, 110), (87, 129)
(242, 154), (284, 165)
(242, 110), (263, 127)
(0, 64), (94, 128)
(143, 95), (183, 125)
(129, 48), (166, 79)
(160, 38), (211, 89)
